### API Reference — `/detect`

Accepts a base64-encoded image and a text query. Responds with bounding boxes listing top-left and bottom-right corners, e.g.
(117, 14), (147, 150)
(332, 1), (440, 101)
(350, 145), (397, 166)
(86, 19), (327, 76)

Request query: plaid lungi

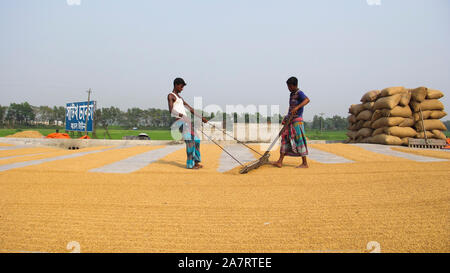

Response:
(280, 117), (309, 157)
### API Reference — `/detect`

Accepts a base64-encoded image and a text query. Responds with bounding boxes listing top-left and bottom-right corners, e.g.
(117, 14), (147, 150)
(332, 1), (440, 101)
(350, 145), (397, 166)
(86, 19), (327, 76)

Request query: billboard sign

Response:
(65, 101), (96, 132)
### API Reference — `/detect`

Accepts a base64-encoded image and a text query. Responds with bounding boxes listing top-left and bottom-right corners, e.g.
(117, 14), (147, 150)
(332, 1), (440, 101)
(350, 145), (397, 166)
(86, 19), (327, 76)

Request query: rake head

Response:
(239, 153), (271, 174)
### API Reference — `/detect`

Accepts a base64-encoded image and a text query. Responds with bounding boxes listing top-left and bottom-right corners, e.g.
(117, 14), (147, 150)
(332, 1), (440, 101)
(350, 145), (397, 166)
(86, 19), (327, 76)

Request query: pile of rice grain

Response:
(5, 130), (44, 138)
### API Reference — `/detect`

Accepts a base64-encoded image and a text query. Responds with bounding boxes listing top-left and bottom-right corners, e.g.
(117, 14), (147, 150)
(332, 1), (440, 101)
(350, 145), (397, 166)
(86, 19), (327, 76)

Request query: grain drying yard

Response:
(0, 138), (448, 253)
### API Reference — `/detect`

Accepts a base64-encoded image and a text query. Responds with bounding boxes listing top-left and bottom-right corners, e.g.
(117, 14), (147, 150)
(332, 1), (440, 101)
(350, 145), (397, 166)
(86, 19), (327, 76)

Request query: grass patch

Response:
(306, 130), (348, 140)
(1, 128), (446, 141)
(0, 128), (174, 140)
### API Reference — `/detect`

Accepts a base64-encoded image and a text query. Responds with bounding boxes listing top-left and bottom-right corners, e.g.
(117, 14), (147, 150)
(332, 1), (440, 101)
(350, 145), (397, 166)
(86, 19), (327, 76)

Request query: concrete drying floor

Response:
(0, 141), (448, 253)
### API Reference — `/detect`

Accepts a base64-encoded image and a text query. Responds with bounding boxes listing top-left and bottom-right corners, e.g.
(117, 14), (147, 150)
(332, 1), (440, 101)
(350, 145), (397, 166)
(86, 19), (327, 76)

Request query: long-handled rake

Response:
(194, 114), (294, 174)
(238, 115), (294, 174)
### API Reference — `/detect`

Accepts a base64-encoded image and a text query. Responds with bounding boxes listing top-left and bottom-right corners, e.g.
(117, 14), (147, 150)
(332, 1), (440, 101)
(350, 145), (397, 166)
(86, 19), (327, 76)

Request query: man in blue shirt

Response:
(273, 77), (310, 168)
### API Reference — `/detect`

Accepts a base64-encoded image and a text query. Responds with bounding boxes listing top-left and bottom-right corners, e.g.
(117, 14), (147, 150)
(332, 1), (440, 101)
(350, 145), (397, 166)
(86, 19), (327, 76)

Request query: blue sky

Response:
(0, 0), (449, 120)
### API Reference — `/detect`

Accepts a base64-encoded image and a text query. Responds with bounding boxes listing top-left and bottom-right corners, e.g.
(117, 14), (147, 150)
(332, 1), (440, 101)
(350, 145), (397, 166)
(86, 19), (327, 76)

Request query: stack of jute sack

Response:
(347, 90), (379, 143)
(409, 87), (447, 140)
(347, 86), (447, 145)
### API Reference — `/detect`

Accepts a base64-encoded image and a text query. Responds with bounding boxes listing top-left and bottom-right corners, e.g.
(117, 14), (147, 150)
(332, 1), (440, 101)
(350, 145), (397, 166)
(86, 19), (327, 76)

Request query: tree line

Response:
(0, 102), (384, 131)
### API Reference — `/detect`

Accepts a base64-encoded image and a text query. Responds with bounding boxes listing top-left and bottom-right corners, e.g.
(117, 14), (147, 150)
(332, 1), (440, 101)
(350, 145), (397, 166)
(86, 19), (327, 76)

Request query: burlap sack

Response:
(346, 130), (358, 139)
(384, 126), (417, 138)
(372, 127), (386, 136)
(371, 110), (383, 122)
(373, 94), (402, 110)
(363, 102), (375, 110)
(371, 106), (413, 120)
(416, 131), (434, 139)
(398, 118), (414, 127)
(354, 120), (365, 131)
(410, 99), (444, 112)
(415, 119), (448, 131)
(361, 90), (381, 103)
(413, 111), (431, 121)
(370, 134), (403, 145)
(350, 104), (366, 115)
(413, 111), (447, 121)
(380, 87), (406, 97)
(371, 117), (405, 129)
(401, 137), (409, 146)
(361, 137), (372, 143)
(348, 115), (357, 124)
(410, 87), (427, 102)
(426, 89), (444, 100)
(363, 120), (372, 128)
(399, 92), (411, 106)
(432, 130), (447, 140)
(357, 128), (373, 138)
(356, 110), (373, 121)
(429, 110), (447, 120)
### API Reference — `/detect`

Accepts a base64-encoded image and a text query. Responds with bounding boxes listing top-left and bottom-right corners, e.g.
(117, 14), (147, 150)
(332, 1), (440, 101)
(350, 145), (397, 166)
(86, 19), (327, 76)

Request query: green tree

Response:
(5, 102), (35, 126)
(0, 105), (7, 125)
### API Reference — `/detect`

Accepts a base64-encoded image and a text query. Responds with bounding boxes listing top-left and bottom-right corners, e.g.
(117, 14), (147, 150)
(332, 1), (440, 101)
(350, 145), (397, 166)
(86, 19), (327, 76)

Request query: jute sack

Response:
(357, 128), (373, 138)
(426, 89), (444, 100)
(363, 102), (375, 110)
(361, 90), (381, 103)
(348, 115), (357, 124)
(401, 137), (409, 146)
(370, 134), (403, 145)
(380, 87), (406, 97)
(356, 110), (373, 121)
(361, 137), (372, 143)
(371, 106), (413, 120)
(413, 111), (447, 121)
(373, 94), (402, 110)
(412, 111), (431, 121)
(415, 119), (448, 132)
(371, 117), (405, 129)
(410, 87), (428, 102)
(429, 110), (447, 120)
(384, 126), (417, 138)
(432, 130), (447, 140)
(410, 99), (444, 112)
(347, 131), (358, 139)
(363, 120), (372, 128)
(350, 104), (366, 115)
(399, 92), (411, 106)
(354, 120), (365, 131)
(372, 127), (386, 136)
(398, 118), (415, 127)
(416, 131), (434, 139)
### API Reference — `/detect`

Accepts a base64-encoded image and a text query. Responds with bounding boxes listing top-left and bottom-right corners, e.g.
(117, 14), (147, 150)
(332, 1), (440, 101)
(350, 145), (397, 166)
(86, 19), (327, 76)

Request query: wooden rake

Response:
(239, 115), (294, 174)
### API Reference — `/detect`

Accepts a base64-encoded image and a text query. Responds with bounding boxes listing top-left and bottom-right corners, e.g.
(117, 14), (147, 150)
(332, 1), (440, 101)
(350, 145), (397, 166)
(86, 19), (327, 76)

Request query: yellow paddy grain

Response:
(137, 144), (222, 175)
(0, 147), (61, 160)
(0, 143), (448, 253)
(391, 147), (450, 160)
(0, 143), (14, 147)
(0, 146), (113, 166)
(15, 145), (163, 173)
(5, 130), (43, 138)
(309, 143), (408, 162)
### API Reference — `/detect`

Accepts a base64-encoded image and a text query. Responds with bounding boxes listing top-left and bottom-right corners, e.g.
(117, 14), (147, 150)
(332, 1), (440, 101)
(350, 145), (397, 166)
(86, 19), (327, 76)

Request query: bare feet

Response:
(195, 163), (203, 168)
(296, 164), (309, 169)
(272, 162), (283, 168)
